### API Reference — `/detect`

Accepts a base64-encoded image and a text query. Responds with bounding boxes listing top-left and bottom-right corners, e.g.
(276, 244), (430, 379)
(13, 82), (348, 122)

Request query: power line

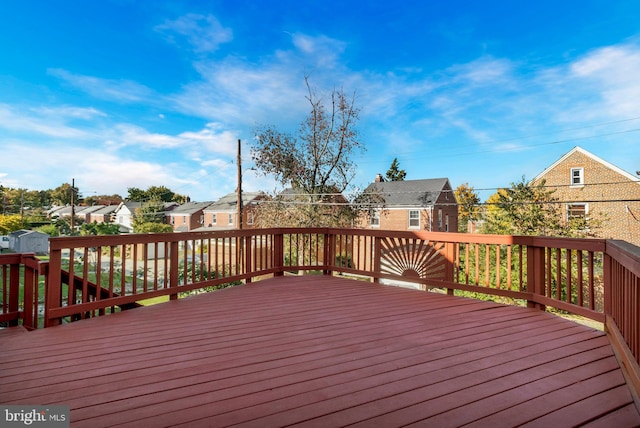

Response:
(356, 127), (640, 164)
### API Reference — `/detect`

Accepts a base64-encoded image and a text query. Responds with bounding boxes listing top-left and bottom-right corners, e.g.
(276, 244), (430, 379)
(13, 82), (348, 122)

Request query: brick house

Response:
(532, 146), (640, 245)
(87, 205), (118, 224)
(360, 175), (458, 232)
(200, 192), (266, 230)
(166, 201), (213, 232)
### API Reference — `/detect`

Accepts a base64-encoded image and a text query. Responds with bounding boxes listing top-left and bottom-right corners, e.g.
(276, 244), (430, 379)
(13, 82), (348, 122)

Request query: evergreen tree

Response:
(385, 158), (406, 181)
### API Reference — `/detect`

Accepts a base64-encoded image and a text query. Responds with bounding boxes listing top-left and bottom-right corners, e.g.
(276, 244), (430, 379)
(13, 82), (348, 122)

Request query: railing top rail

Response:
(607, 239), (640, 277)
(47, 227), (609, 250)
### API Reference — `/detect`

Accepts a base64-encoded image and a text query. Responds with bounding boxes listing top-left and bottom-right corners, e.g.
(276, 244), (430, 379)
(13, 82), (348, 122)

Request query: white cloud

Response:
(178, 122), (238, 156)
(155, 13), (233, 53)
(569, 44), (640, 118)
(290, 33), (346, 68)
(114, 124), (184, 149)
(48, 68), (155, 103)
(0, 104), (90, 138)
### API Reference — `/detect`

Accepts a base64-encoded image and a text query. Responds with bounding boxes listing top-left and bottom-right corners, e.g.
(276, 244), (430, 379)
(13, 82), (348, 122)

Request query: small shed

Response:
(8, 230), (50, 254)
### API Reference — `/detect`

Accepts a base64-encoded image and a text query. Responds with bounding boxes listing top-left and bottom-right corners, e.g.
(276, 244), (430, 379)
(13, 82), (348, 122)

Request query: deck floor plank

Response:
(1, 275), (638, 427)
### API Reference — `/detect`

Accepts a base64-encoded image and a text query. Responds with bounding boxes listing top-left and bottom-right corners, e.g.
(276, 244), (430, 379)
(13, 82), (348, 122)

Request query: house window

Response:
(370, 210), (380, 227)
(228, 214), (233, 225)
(571, 168), (584, 186)
(247, 211), (254, 225)
(212, 214), (217, 224)
(438, 209), (443, 229)
(567, 203), (588, 220)
(445, 214), (449, 232)
(408, 210), (420, 228)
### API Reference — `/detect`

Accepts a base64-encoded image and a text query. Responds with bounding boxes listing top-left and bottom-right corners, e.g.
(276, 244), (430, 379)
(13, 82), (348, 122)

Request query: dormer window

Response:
(571, 168), (584, 186)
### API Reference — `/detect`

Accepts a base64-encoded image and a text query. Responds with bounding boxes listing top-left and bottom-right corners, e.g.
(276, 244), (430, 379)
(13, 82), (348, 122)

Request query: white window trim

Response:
(570, 167), (584, 187)
(566, 202), (589, 220)
(408, 210), (420, 229)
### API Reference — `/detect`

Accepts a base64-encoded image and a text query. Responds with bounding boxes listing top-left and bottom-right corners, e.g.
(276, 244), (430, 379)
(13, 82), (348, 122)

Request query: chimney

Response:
(375, 173), (384, 183)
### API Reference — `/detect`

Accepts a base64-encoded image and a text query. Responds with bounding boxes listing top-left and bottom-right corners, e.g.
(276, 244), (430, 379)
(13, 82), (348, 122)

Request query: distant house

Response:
(200, 192), (266, 230)
(360, 175), (458, 232)
(75, 205), (105, 223)
(112, 201), (178, 232)
(166, 201), (213, 232)
(48, 205), (73, 219)
(112, 202), (141, 233)
(88, 205), (119, 224)
(8, 230), (49, 254)
(532, 146), (640, 245)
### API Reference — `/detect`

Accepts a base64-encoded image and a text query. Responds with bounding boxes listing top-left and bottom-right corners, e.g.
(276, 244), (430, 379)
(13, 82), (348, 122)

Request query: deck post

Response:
(169, 240), (179, 300)
(444, 242), (456, 295)
(274, 231), (284, 276)
(526, 244), (546, 311)
(8, 260), (20, 327)
(603, 250), (612, 317)
(46, 247), (63, 327)
(244, 235), (252, 283)
(323, 231), (334, 276)
(373, 236), (381, 283)
(21, 254), (37, 330)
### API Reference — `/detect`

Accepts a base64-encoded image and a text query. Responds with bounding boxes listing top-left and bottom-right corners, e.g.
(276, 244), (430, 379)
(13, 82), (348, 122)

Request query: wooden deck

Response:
(2, 275), (639, 427)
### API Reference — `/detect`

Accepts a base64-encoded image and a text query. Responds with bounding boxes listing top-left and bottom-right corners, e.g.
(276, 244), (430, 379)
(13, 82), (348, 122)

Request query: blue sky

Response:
(1, 1), (639, 202)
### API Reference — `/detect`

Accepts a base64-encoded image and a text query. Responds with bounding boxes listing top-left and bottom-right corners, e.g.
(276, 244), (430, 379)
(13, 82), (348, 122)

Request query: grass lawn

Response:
(138, 296), (170, 306)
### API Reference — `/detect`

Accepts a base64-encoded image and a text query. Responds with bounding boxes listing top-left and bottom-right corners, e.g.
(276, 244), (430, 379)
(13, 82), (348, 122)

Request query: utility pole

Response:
(237, 139), (243, 230)
(70, 178), (75, 233)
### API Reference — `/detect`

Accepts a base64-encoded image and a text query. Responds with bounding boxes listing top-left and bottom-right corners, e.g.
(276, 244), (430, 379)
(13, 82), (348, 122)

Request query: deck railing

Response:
(1, 228), (639, 384)
(0, 252), (46, 330)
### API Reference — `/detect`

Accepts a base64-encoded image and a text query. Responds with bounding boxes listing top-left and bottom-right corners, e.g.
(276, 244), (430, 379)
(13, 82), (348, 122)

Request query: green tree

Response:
(481, 190), (512, 235)
(80, 222), (121, 236)
(127, 186), (187, 203)
(84, 194), (122, 206)
(252, 77), (365, 227)
(135, 222), (173, 233)
(385, 158), (406, 181)
(481, 177), (601, 237)
(454, 183), (481, 232)
(482, 177), (561, 236)
(36, 224), (59, 237)
(54, 216), (84, 236)
(132, 198), (171, 232)
(50, 183), (82, 206)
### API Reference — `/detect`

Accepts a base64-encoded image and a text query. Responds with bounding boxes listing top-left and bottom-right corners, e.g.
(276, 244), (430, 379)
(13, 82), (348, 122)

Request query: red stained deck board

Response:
(1, 275), (638, 427)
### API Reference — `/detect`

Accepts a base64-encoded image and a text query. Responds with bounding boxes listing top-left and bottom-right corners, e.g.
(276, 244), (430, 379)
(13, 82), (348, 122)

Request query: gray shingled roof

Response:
(364, 178), (450, 207)
(168, 201), (213, 215)
(205, 192), (264, 211)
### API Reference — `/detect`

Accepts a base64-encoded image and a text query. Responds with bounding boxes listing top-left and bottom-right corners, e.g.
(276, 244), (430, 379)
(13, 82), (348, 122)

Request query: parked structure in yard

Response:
(532, 146), (640, 245)
(360, 175), (458, 232)
(7, 229), (49, 254)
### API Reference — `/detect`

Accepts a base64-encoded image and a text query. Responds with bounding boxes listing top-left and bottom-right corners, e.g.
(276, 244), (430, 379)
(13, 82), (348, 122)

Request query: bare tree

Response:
(252, 77), (365, 227)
